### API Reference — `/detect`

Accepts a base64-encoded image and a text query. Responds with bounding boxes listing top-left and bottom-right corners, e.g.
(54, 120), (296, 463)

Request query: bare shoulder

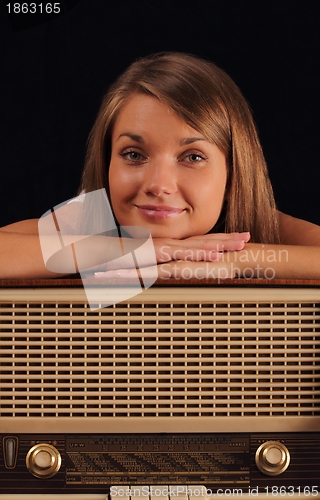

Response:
(0, 219), (39, 234)
(278, 211), (320, 245)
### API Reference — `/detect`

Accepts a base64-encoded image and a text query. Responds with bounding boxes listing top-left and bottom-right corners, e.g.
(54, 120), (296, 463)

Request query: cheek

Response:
(108, 162), (122, 213)
(196, 172), (226, 207)
(195, 171), (227, 225)
(109, 159), (133, 190)
(108, 161), (138, 215)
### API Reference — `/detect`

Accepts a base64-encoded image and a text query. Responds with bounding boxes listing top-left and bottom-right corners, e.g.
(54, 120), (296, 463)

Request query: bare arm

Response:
(0, 219), (123, 278)
(103, 213), (320, 280)
(156, 243), (320, 280)
(278, 211), (320, 245)
(0, 219), (39, 234)
(156, 212), (320, 280)
(0, 219), (63, 278)
(0, 219), (250, 279)
(3, 211), (320, 280)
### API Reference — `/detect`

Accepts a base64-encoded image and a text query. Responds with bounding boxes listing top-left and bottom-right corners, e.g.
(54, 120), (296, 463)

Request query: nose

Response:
(142, 158), (178, 196)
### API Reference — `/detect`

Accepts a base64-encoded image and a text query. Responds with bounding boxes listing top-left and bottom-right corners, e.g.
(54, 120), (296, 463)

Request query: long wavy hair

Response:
(80, 52), (279, 243)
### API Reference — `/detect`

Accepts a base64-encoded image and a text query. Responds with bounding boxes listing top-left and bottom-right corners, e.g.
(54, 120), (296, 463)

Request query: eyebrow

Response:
(117, 133), (144, 143)
(179, 137), (205, 146)
(116, 133), (205, 145)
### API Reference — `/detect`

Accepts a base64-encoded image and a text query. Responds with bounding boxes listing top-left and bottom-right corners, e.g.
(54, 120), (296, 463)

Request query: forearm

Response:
(0, 231), (61, 279)
(0, 232), (128, 278)
(0, 219), (151, 278)
(225, 243), (320, 279)
(157, 244), (320, 280)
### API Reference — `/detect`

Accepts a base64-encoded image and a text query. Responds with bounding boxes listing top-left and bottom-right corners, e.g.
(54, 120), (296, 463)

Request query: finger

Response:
(94, 269), (136, 279)
(155, 247), (224, 263)
(156, 240), (245, 262)
(183, 232), (250, 242)
(184, 239), (247, 251)
(157, 261), (236, 279)
(94, 266), (159, 279)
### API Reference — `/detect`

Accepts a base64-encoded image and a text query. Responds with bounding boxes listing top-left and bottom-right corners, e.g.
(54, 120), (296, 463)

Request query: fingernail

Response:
(240, 232), (250, 241)
(211, 252), (223, 261)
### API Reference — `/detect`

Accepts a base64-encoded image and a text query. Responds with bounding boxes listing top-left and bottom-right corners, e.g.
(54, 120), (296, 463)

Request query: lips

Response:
(136, 204), (185, 220)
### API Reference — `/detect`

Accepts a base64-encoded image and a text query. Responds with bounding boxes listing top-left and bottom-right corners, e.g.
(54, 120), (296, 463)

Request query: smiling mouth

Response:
(136, 205), (185, 220)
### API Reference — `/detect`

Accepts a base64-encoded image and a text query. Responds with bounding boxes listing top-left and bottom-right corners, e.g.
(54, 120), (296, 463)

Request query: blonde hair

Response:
(80, 52), (279, 243)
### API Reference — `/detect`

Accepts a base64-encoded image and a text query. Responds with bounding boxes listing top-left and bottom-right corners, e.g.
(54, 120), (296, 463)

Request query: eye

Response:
(119, 149), (146, 163)
(187, 153), (204, 162)
(119, 150), (145, 161)
(181, 152), (208, 164)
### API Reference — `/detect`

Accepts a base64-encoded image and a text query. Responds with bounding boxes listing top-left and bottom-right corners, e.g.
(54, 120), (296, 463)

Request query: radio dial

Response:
(26, 443), (61, 479)
(255, 441), (290, 476)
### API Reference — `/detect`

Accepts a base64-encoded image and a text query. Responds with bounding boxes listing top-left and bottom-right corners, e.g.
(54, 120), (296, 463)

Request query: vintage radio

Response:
(0, 278), (319, 499)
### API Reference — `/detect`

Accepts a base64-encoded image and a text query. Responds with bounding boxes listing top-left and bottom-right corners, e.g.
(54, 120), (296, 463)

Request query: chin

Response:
(141, 225), (184, 240)
(150, 227), (195, 240)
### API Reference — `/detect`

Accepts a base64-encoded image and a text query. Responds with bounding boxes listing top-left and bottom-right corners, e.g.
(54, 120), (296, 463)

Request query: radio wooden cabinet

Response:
(0, 278), (319, 498)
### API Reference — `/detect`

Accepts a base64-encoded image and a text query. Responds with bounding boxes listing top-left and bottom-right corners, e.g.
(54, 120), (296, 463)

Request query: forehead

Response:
(112, 94), (201, 139)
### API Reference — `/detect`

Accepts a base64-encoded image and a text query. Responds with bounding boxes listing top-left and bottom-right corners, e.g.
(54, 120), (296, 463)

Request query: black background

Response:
(1, 0), (319, 228)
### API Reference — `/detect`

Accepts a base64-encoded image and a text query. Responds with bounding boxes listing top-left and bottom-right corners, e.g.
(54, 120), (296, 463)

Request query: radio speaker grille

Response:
(0, 287), (319, 421)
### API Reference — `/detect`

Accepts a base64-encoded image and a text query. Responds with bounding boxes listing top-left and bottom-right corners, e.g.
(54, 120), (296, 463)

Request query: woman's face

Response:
(109, 94), (227, 239)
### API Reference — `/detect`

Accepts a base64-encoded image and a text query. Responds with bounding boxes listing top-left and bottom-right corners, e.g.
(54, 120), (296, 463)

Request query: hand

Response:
(94, 232), (250, 278)
(93, 260), (237, 280)
(153, 232), (250, 263)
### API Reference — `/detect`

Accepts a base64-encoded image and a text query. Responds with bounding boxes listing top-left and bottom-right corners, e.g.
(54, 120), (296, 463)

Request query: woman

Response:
(1, 52), (320, 279)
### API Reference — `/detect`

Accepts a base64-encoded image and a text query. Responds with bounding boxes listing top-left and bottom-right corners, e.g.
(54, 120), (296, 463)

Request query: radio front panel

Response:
(0, 284), (319, 496)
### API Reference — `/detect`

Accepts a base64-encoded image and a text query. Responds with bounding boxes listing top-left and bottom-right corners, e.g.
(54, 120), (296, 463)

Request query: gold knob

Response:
(26, 443), (61, 479)
(255, 441), (290, 476)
